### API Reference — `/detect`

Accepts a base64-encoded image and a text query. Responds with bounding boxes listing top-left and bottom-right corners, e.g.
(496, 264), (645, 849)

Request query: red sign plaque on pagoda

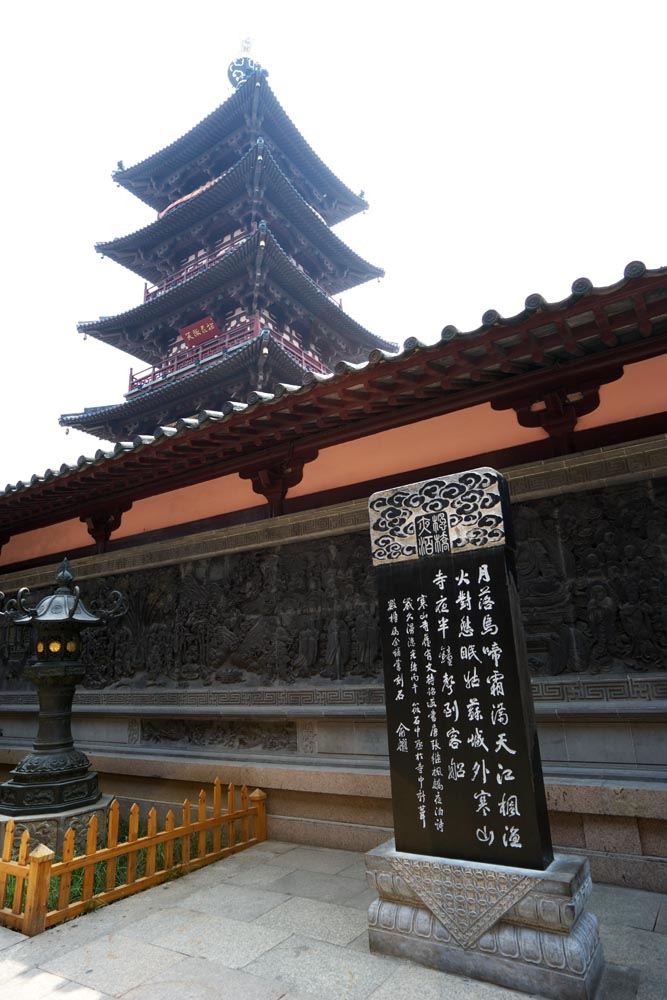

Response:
(179, 316), (220, 349)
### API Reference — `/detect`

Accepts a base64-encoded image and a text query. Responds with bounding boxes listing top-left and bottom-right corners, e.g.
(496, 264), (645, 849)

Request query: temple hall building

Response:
(1, 56), (666, 891)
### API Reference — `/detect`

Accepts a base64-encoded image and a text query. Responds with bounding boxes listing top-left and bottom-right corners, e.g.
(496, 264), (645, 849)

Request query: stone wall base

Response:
(1, 751), (664, 890)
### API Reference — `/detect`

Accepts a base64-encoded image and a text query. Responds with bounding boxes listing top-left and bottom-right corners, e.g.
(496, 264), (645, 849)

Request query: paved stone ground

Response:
(0, 840), (664, 999)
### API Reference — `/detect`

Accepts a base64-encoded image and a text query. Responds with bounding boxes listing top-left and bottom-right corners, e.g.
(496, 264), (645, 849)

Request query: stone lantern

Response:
(0, 559), (126, 816)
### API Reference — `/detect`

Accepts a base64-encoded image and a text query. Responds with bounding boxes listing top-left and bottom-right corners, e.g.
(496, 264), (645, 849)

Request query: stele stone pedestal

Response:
(365, 840), (603, 1000)
(367, 469), (604, 999)
(0, 796), (113, 854)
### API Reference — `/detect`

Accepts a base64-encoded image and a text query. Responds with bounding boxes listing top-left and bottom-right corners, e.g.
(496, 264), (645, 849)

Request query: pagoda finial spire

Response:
(228, 38), (263, 90)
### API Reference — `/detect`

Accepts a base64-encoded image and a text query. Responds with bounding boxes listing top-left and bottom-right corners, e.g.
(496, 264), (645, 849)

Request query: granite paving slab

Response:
(636, 974), (667, 1000)
(599, 922), (667, 976)
(348, 931), (373, 954)
(227, 847), (295, 867)
(654, 901), (667, 935)
(244, 932), (398, 1000)
(267, 869), (363, 904)
(596, 964), (641, 1000)
(276, 847), (363, 875)
(590, 883), (666, 932)
(0, 897), (162, 969)
(223, 861), (302, 886)
(250, 840), (300, 855)
(127, 907), (292, 967)
(277, 993), (321, 1000)
(278, 993), (321, 1000)
(32, 985), (113, 1000)
(118, 955), (287, 1000)
(0, 938), (52, 980)
(39, 932), (185, 997)
(343, 887), (379, 911)
(256, 896), (369, 946)
(177, 882), (289, 921)
(0, 924), (26, 950)
(365, 963), (543, 1000)
(338, 859), (367, 879)
(9, 969), (110, 999)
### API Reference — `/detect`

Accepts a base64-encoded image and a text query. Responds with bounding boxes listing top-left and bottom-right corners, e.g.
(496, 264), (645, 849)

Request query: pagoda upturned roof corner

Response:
(78, 228), (396, 367)
(111, 71), (368, 226)
(97, 143), (383, 294)
(58, 333), (323, 439)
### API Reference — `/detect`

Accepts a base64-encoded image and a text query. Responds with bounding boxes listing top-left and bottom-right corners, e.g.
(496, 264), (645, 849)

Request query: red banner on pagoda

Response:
(179, 316), (221, 349)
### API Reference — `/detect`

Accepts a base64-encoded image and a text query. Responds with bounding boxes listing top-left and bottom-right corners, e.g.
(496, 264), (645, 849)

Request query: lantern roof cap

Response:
(11, 558), (125, 627)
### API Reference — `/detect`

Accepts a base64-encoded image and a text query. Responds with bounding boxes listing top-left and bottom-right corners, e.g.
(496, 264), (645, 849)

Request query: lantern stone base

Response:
(0, 767), (101, 817)
(365, 840), (604, 1000)
(0, 795), (112, 854)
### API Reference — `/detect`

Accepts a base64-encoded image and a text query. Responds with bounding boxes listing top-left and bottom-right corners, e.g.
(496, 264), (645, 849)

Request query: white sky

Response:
(1, 0), (664, 486)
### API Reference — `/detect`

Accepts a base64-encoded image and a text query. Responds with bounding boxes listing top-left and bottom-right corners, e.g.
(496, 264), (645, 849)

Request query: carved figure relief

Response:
(140, 719), (296, 751)
(513, 478), (667, 674)
(1, 477), (665, 686)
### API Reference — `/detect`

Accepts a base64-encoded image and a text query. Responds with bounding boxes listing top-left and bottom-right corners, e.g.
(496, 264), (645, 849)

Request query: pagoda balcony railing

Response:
(143, 233), (249, 302)
(143, 234), (344, 307)
(127, 321), (330, 393)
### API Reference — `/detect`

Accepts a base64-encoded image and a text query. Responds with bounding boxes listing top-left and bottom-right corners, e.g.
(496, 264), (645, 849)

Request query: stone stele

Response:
(365, 840), (604, 1000)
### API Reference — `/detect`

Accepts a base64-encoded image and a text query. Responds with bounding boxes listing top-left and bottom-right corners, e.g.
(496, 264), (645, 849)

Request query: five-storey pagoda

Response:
(61, 55), (394, 442)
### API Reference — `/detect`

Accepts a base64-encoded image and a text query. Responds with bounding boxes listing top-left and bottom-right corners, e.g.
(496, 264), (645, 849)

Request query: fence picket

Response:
(82, 815), (99, 902)
(197, 790), (207, 859)
(164, 810), (175, 870)
(57, 828), (76, 910)
(126, 804), (140, 885)
(250, 788), (268, 841)
(228, 783), (236, 850)
(181, 800), (191, 866)
(0, 819), (15, 908)
(146, 809), (157, 877)
(23, 845), (54, 936)
(11, 830), (30, 916)
(212, 779), (222, 853)
(241, 785), (249, 843)
(105, 800), (119, 891)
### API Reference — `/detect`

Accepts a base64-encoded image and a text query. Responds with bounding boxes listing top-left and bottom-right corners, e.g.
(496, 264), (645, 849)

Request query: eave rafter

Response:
(3, 264), (667, 543)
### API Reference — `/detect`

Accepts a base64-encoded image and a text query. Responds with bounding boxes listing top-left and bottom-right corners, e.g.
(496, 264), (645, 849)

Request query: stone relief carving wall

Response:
(1, 478), (666, 690)
(514, 478), (667, 675)
(0, 534), (382, 690)
(140, 719), (296, 751)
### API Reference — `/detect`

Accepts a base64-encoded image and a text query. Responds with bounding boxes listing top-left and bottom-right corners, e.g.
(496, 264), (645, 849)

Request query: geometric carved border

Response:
(531, 676), (667, 702)
(0, 675), (666, 709)
(389, 856), (539, 949)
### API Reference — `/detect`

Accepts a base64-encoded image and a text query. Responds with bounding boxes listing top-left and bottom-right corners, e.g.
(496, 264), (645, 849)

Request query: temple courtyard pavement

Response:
(0, 840), (664, 1000)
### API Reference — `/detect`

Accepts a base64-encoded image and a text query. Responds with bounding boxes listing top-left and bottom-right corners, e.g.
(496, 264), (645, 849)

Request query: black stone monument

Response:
(369, 467), (553, 870)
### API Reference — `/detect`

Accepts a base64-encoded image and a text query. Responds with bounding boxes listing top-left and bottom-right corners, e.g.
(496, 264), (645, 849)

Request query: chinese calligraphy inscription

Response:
(370, 468), (553, 870)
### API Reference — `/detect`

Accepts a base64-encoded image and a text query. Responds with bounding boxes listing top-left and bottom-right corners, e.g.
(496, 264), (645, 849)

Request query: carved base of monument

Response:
(0, 795), (112, 854)
(365, 841), (604, 1000)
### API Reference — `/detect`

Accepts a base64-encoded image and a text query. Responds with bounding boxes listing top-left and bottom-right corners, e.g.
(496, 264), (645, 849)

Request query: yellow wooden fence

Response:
(0, 779), (267, 936)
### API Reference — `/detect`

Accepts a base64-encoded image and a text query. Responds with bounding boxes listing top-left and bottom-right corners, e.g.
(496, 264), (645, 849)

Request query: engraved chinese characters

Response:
(369, 468), (553, 870)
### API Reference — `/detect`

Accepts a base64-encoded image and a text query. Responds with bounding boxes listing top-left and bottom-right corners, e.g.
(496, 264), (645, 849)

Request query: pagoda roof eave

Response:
(5, 262), (667, 539)
(97, 145), (383, 292)
(59, 336), (310, 437)
(79, 229), (396, 364)
(112, 72), (367, 225)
